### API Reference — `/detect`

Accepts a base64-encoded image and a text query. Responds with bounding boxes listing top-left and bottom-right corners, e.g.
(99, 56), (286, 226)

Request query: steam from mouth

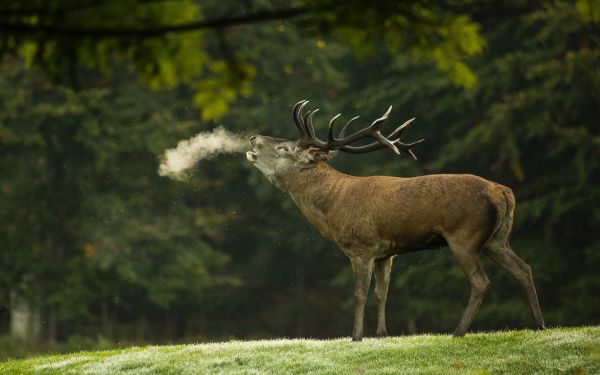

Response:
(158, 126), (247, 181)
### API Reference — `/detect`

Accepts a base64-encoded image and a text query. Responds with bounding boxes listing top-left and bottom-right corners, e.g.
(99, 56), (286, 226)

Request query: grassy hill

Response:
(1, 326), (599, 374)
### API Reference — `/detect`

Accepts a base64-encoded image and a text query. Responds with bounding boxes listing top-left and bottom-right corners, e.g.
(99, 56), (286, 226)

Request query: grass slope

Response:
(1, 326), (599, 374)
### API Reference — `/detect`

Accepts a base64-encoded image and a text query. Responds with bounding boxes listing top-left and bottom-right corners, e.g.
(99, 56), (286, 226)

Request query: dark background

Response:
(0, 0), (598, 358)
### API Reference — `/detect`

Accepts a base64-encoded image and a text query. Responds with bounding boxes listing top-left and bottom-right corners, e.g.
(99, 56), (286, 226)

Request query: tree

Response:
(0, 0), (488, 118)
(0, 61), (237, 344)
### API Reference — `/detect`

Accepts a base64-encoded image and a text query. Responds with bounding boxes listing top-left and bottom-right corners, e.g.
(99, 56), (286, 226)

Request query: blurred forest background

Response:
(1, 0), (599, 358)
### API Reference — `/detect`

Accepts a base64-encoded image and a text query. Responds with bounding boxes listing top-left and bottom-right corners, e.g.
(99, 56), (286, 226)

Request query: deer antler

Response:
(292, 100), (424, 160)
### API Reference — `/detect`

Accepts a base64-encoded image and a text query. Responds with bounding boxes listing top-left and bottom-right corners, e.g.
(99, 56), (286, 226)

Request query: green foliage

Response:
(9, 1), (206, 85)
(193, 61), (255, 121)
(311, 1), (484, 88)
(576, 0), (600, 23)
(0, 0), (490, 120)
(1, 0), (236, 118)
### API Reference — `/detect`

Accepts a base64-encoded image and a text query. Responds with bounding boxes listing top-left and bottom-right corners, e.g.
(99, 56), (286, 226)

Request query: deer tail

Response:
(488, 185), (515, 247)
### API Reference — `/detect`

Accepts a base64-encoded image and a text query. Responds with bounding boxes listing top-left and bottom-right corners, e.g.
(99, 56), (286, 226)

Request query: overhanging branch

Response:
(0, 5), (309, 39)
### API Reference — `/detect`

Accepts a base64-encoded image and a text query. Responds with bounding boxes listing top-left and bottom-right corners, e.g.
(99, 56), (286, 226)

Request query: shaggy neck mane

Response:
(278, 162), (350, 216)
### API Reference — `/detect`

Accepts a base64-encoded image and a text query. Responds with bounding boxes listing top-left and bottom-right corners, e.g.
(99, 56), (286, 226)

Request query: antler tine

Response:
(397, 138), (425, 160)
(293, 100), (309, 135)
(374, 132), (400, 155)
(383, 105), (392, 118)
(386, 117), (416, 140)
(298, 100), (309, 112)
(302, 110), (313, 137)
(339, 116), (359, 138)
(293, 100), (307, 121)
(306, 109), (319, 137)
(328, 113), (342, 142)
(299, 102), (310, 132)
(372, 105), (392, 130)
(293, 100), (306, 113)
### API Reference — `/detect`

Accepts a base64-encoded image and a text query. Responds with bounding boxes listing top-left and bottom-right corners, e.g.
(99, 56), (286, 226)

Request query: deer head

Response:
(246, 100), (424, 185)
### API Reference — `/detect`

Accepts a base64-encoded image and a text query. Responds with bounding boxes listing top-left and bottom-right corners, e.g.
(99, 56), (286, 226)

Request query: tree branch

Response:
(0, 5), (309, 39)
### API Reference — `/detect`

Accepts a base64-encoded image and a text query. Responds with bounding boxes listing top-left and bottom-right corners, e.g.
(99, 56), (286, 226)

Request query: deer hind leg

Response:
(447, 236), (490, 337)
(374, 256), (393, 337)
(350, 256), (374, 342)
(484, 243), (545, 330)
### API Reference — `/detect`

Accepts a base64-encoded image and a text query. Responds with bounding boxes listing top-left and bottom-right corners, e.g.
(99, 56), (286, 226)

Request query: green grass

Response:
(1, 326), (599, 374)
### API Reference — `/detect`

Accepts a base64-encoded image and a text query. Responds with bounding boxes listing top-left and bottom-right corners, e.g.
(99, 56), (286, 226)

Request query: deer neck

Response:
(276, 162), (348, 234)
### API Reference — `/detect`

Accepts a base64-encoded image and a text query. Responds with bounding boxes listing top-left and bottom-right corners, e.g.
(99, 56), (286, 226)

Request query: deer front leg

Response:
(374, 256), (393, 337)
(350, 256), (374, 342)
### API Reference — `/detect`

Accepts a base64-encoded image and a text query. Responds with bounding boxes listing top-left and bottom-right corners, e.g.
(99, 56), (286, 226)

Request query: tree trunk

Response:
(46, 306), (57, 344)
(100, 299), (115, 339)
(294, 267), (306, 337)
(164, 310), (177, 342)
(9, 290), (42, 346)
(136, 314), (147, 342)
(406, 316), (417, 334)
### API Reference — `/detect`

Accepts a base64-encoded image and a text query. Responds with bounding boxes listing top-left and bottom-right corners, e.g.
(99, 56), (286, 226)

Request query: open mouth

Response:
(246, 140), (257, 162)
(246, 150), (257, 162)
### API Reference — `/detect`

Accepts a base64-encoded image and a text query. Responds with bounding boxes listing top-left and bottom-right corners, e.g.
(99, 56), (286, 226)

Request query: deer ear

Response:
(308, 148), (337, 162)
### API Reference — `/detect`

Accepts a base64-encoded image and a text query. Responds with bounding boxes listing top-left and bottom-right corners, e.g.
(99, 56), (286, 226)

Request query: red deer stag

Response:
(246, 100), (545, 341)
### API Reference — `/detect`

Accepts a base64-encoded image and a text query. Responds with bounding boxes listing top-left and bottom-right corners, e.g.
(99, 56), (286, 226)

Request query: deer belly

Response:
(384, 233), (448, 255)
